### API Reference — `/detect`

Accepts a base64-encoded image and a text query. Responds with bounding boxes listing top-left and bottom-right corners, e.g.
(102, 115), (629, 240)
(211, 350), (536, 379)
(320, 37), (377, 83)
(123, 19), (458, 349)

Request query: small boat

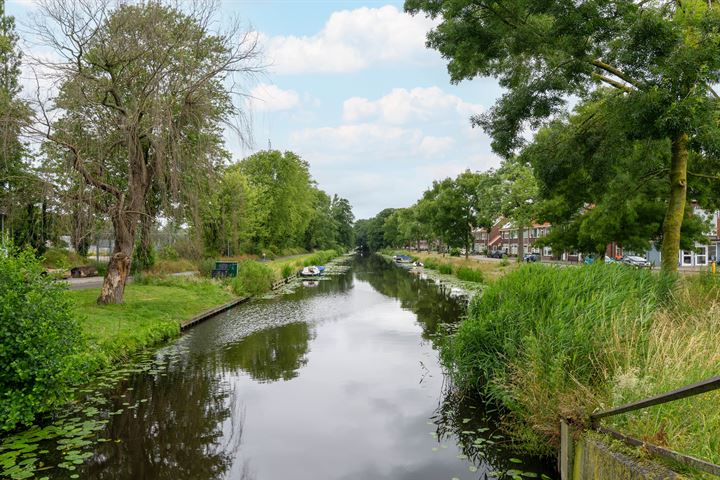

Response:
(300, 266), (322, 277)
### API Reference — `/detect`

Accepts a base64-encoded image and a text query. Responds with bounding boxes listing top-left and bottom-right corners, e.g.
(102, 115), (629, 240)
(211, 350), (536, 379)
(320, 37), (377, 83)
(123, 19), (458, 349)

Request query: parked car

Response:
(488, 250), (505, 259)
(523, 252), (541, 263)
(622, 255), (651, 268)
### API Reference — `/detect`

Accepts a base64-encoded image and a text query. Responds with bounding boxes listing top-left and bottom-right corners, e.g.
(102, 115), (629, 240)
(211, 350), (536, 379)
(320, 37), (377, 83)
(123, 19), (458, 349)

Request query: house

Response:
(473, 218), (504, 253)
(495, 221), (553, 259)
(645, 208), (719, 267)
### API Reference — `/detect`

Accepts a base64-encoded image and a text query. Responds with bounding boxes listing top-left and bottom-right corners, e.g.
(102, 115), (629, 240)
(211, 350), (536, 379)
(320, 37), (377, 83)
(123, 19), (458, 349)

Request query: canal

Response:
(37, 255), (555, 479)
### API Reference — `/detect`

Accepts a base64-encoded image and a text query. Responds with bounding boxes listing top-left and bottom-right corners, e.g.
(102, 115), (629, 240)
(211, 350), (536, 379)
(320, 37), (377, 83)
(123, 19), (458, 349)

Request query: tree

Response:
(330, 195), (355, 248)
(240, 150), (315, 253)
(202, 165), (256, 256)
(0, 0), (32, 248)
(419, 171), (484, 257)
(33, 0), (260, 303)
(494, 161), (538, 261)
(526, 94), (666, 258)
(406, 0), (720, 273)
(304, 189), (337, 251)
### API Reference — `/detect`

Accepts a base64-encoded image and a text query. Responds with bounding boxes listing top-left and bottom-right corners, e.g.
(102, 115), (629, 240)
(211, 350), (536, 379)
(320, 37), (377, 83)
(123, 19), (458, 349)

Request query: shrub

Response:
(0, 246), (85, 431)
(148, 258), (197, 275)
(445, 264), (661, 454)
(438, 263), (454, 275)
(131, 242), (155, 273)
(198, 258), (215, 277)
(42, 248), (86, 269)
(449, 247), (461, 257)
(158, 245), (180, 260)
(230, 261), (276, 296)
(456, 266), (484, 283)
(423, 258), (440, 270)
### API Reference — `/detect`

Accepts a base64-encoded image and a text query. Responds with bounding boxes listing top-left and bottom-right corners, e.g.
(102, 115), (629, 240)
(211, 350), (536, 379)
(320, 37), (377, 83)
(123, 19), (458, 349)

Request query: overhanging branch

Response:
(592, 73), (634, 93)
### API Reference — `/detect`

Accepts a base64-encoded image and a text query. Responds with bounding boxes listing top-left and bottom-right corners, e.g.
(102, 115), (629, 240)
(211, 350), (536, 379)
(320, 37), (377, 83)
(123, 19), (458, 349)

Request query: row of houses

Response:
(473, 207), (720, 267)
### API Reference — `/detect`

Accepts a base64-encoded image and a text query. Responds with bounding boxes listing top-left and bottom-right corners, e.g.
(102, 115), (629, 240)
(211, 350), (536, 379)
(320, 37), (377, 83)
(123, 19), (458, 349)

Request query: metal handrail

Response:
(589, 375), (720, 477)
(590, 375), (720, 422)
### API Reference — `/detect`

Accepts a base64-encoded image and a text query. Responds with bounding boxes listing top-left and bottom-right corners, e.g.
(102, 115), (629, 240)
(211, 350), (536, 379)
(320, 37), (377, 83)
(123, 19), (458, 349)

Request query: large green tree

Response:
(240, 150), (315, 252)
(406, 0), (720, 273)
(524, 93), (688, 259)
(36, 0), (259, 303)
(495, 160), (538, 261)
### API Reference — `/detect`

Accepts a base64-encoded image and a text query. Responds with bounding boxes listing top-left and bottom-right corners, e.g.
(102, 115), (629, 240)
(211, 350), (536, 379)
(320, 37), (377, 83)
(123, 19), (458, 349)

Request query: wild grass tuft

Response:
(456, 266), (484, 283)
(438, 263), (454, 275)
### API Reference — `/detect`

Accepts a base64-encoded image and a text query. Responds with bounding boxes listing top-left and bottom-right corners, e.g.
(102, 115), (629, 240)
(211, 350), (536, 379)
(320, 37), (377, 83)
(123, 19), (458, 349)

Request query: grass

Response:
(74, 249), (344, 363)
(69, 277), (235, 363)
(443, 262), (720, 473)
(146, 258), (197, 274)
(604, 273), (720, 473)
(385, 250), (512, 282)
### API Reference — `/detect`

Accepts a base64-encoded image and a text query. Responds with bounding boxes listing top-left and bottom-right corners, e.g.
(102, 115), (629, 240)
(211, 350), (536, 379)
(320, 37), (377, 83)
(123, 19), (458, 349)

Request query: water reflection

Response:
(36, 254), (554, 480)
(222, 322), (315, 382)
(354, 254), (468, 339)
(83, 359), (248, 480)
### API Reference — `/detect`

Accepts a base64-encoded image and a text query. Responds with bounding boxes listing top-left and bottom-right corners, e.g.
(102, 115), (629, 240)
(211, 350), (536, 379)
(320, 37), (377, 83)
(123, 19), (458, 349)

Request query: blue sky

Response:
(7, 0), (504, 219)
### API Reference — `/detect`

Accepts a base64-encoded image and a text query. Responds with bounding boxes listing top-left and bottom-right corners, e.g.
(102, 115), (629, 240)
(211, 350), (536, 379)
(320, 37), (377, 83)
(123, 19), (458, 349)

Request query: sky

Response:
(6, 0), (504, 219)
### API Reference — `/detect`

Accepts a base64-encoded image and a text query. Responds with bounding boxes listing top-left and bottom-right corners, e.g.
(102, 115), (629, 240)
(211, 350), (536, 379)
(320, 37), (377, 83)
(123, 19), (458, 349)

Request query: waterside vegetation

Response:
(0, 245), (343, 433)
(442, 263), (720, 472)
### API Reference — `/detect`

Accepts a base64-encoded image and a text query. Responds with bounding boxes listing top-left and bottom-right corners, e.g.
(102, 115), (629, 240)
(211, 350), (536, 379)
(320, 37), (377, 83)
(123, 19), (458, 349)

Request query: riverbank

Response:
(442, 263), (720, 477)
(73, 249), (344, 365)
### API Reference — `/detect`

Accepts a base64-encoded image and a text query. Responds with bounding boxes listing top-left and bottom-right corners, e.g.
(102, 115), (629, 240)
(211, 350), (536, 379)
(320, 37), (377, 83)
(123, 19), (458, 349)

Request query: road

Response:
(64, 271), (196, 290)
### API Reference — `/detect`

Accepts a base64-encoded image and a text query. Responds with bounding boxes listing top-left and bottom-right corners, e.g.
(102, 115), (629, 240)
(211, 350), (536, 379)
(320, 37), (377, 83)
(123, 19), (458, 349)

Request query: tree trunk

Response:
(660, 133), (688, 274)
(97, 127), (147, 304)
(97, 212), (135, 304)
(517, 226), (525, 262)
(135, 213), (154, 271)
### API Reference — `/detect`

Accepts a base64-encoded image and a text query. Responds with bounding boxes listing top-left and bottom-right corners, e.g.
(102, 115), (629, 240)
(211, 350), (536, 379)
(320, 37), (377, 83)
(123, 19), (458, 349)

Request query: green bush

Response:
(438, 263), (454, 275)
(230, 261), (276, 296)
(423, 258), (440, 270)
(0, 246), (85, 431)
(198, 258), (215, 277)
(456, 266), (484, 283)
(131, 242), (155, 274)
(158, 245), (180, 261)
(449, 247), (461, 257)
(444, 264), (661, 454)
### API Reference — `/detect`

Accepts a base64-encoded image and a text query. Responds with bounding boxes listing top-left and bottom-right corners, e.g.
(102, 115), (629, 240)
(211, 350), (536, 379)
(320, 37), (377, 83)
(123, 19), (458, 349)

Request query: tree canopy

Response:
(406, 0), (720, 272)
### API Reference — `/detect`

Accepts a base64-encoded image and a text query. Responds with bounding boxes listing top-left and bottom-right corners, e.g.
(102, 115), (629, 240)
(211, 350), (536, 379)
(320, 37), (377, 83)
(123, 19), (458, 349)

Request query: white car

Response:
(622, 255), (651, 268)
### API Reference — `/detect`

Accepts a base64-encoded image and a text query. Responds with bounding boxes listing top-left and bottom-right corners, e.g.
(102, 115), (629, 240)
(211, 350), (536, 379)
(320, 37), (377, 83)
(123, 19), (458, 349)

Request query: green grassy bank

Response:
(443, 263), (720, 475)
(69, 278), (235, 363)
(75, 249), (341, 361)
(382, 249), (511, 284)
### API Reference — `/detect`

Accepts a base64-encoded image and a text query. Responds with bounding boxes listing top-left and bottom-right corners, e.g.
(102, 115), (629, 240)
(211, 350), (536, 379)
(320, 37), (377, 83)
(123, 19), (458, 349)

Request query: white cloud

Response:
(291, 123), (422, 160)
(248, 83), (300, 112)
(342, 87), (484, 125)
(264, 6), (438, 74)
(418, 136), (455, 156)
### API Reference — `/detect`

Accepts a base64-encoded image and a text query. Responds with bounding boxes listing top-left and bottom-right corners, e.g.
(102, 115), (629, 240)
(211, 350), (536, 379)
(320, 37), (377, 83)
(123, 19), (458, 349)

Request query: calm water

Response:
(50, 255), (556, 479)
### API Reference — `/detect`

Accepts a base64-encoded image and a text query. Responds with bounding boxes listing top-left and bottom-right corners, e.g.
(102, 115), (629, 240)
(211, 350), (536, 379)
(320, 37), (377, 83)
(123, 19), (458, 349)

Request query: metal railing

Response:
(590, 375), (720, 476)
